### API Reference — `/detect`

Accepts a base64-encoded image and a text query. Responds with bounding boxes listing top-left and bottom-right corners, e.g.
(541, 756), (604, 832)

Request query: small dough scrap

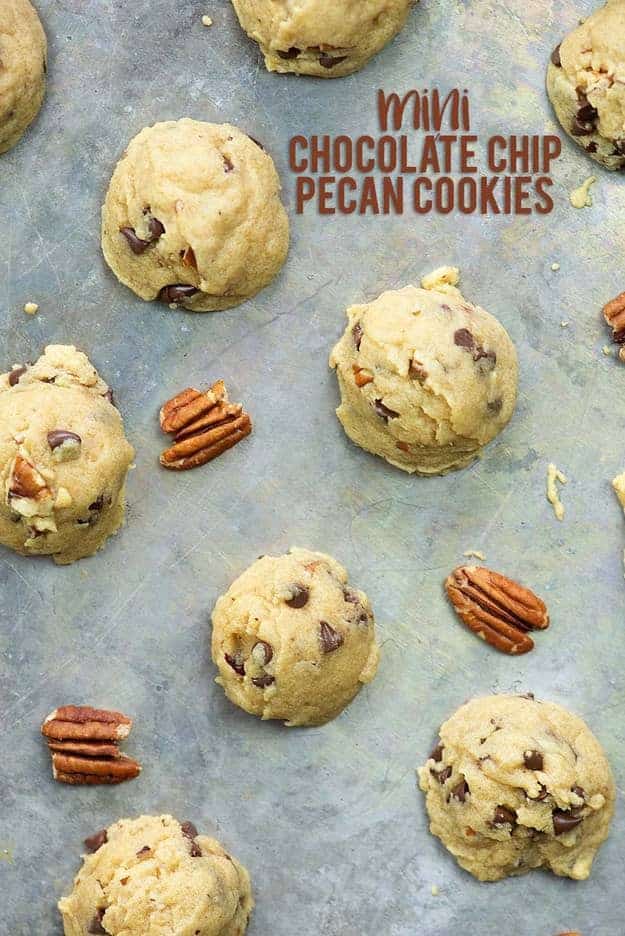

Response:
(569, 176), (596, 208)
(102, 119), (289, 312)
(211, 548), (380, 726)
(0, 0), (47, 154)
(547, 0), (625, 169)
(547, 463), (567, 520)
(231, 0), (413, 78)
(418, 695), (615, 882)
(58, 815), (253, 936)
(329, 272), (518, 475)
(0, 345), (134, 564)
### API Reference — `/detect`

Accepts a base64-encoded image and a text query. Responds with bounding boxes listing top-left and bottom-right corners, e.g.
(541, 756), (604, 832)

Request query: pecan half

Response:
(445, 565), (550, 655)
(602, 291), (625, 344)
(41, 705), (140, 786)
(159, 380), (251, 471)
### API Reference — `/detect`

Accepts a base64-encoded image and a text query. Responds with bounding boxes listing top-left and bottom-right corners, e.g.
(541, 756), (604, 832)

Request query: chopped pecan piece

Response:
(41, 705), (140, 786)
(352, 364), (373, 387)
(445, 565), (549, 655)
(602, 290), (625, 344)
(8, 454), (51, 501)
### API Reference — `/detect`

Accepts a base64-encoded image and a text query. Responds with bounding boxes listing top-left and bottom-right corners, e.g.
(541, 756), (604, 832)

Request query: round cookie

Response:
(58, 815), (253, 936)
(0, 0), (47, 154)
(0, 345), (134, 565)
(418, 694), (615, 882)
(101, 119), (289, 312)
(211, 548), (380, 726)
(231, 0), (413, 78)
(547, 0), (625, 169)
(329, 268), (518, 475)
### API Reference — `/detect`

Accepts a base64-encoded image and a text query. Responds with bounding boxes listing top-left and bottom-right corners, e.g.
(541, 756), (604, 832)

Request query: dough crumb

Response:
(463, 549), (485, 561)
(602, 345), (612, 356)
(569, 176), (596, 209)
(430, 884), (440, 896)
(551, 262), (560, 272)
(560, 321), (569, 328)
(547, 463), (567, 521)
(613, 472), (625, 576)
(202, 14), (213, 26)
(23, 301), (39, 315)
(421, 266), (460, 294)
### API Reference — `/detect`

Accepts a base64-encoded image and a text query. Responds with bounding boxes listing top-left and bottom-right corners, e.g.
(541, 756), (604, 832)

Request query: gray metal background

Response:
(1, 0), (624, 933)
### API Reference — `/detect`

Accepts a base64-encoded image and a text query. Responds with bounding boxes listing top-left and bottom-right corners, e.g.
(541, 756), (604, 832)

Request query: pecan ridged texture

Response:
(41, 705), (141, 785)
(445, 565), (549, 655)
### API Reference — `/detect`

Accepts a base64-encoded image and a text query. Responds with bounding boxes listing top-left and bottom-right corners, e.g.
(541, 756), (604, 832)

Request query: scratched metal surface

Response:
(1, 0), (624, 933)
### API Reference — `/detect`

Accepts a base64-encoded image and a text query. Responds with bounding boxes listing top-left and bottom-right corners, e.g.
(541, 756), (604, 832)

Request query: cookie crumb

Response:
(551, 262), (560, 272)
(560, 321), (569, 328)
(421, 266), (460, 294)
(23, 301), (39, 315)
(547, 463), (567, 521)
(430, 884), (439, 896)
(602, 345), (612, 356)
(569, 176), (596, 209)
(463, 549), (485, 561)
(202, 14), (213, 26)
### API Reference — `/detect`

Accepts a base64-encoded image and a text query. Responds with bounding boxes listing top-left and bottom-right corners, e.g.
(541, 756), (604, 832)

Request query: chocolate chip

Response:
(251, 641), (273, 666)
(430, 742), (444, 762)
(252, 674), (275, 688)
(181, 821), (202, 856)
(571, 785), (585, 799)
(487, 398), (503, 415)
(352, 322), (363, 350)
(318, 52), (348, 69)
(374, 399), (400, 422)
(88, 910), (106, 934)
(571, 117), (593, 136)
(102, 388), (115, 406)
(285, 584), (309, 608)
(450, 780), (469, 802)
(343, 588), (359, 604)
(577, 102), (598, 123)
(89, 494), (111, 512)
(454, 328), (475, 350)
(225, 652), (245, 676)
(84, 829), (108, 852)
(553, 809), (583, 835)
(523, 750), (544, 771)
(158, 284), (199, 304)
(409, 359), (428, 381)
(277, 47), (300, 59)
(148, 217), (165, 240)
(319, 620), (344, 653)
(493, 806), (517, 826)
(613, 140), (625, 155)
(223, 156), (234, 172)
(586, 141), (598, 153)
(551, 43), (562, 67)
(433, 765), (452, 784)
(136, 845), (151, 857)
(475, 348), (497, 372)
(8, 366), (27, 387)
(47, 429), (81, 450)
(120, 226), (151, 255)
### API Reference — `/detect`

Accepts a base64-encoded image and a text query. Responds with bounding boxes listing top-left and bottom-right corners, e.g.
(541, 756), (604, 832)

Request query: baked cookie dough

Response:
(547, 0), (625, 169)
(418, 694), (615, 882)
(59, 815), (253, 936)
(102, 119), (289, 312)
(329, 268), (518, 475)
(0, 345), (134, 564)
(0, 0), (47, 154)
(211, 548), (380, 726)
(231, 0), (413, 78)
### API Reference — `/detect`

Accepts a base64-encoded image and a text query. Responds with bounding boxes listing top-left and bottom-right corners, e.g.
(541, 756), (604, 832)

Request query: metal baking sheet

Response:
(1, 1), (624, 933)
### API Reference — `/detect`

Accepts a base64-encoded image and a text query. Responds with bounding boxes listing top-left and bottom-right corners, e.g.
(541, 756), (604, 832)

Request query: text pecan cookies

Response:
(41, 705), (141, 785)
(329, 268), (518, 474)
(547, 0), (625, 170)
(101, 119), (289, 312)
(231, 0), (414, 78)
(0, 345), (134, 564)
(211, 548), (380, 726)
(58, 815), (253, 936)
(418, 695), (614, 882)
(0, 0), (47, 154)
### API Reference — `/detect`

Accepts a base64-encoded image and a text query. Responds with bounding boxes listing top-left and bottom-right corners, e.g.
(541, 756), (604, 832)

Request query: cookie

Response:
(231, 0), (413, 78)
(329, 268), (518, 475)
(418, 695), (615, 882)
(58, 815), (253, 935)
(547, 0), (625, 169)
(0, 0), (47, 154)
(211, 548), (380, 726)
(101, 119), (289, 312)
(0, 345), (134, 564)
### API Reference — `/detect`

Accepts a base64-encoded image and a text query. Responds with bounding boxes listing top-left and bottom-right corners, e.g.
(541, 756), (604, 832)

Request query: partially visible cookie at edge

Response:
(0, 0), (47, 154)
